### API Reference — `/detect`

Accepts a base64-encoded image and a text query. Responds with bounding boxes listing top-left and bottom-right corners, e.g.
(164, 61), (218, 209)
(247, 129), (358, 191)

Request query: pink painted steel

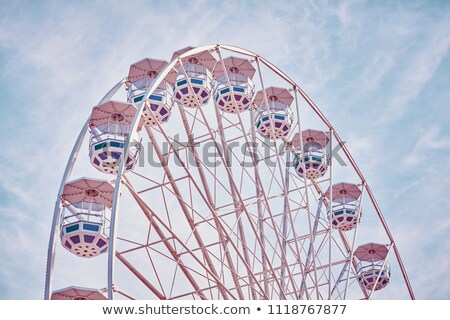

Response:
(51, 286), (107, 300)
(213, 56), (256, 79)
(171, 46), (217, 70)
(354, 243), (389, 261)
(292, 129), (329, 148)
(253, 86), (294, 107)
(61, 177), (114, 208)
(144, 125), (232, 299)
(89, 100), (142, 129)
(122, 177), (233, 300)
(116, 252), (166, 299)
(324, 182), (362, 202)
(127, 58), (178, 85)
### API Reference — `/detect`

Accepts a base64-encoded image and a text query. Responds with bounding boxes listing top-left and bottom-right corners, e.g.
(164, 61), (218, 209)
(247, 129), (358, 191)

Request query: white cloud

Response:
(381, 14), (450, 122)
(402, 126), (450, 168)
(361, 53), (395, 91)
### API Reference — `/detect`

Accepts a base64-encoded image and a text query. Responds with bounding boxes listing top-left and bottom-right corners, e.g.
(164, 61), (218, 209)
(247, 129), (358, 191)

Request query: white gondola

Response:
(213, 56), (255, 113)
(172, 46), (216, 108)
(254, 87), (293, 139)
(126, 58), (178, 127)
(354, 243), (391, 291)
(59, 178), (114, 258)
(292, 129), (329, 180)
(89, 100), (142, 174)
(325, 182), (362, 231)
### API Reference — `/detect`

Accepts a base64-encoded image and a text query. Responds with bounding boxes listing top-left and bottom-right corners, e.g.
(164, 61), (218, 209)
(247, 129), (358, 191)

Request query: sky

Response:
(0, 0), (449, 299)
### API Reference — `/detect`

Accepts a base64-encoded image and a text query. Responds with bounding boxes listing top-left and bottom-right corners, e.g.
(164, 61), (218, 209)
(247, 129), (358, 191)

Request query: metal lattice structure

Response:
(45, 45), (414, 300)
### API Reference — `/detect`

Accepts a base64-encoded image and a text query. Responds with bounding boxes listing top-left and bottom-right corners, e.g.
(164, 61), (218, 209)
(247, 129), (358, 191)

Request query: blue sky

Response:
(0, 0), (449, 299)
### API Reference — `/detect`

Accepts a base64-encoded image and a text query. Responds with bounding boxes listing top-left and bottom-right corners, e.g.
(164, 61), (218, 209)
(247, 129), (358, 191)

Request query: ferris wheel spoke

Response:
(144, 247), (168, 297)
(123, 183), (210, 299)
(213, 102), (266, 299)
(116, 251), (165, 299)
(231, 134), (298, 298)
(210, 83), (304, 300)
(179, 104), (249, 299)
(169, 58), (288, 298)
(123, 177), (239, 299)
(142, 124), (231, 299)
(146, 112), (274, 298)
(146, 110), (270, 300)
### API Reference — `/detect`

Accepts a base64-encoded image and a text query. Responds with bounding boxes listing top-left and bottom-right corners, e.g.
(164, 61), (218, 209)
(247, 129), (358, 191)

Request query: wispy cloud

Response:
(380, 11), (450, 122)
(402, 126), (450, 168)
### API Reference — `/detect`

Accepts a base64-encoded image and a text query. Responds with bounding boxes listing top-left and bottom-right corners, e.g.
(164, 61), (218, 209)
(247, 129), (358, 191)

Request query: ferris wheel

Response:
(44, 44), (415, 300)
